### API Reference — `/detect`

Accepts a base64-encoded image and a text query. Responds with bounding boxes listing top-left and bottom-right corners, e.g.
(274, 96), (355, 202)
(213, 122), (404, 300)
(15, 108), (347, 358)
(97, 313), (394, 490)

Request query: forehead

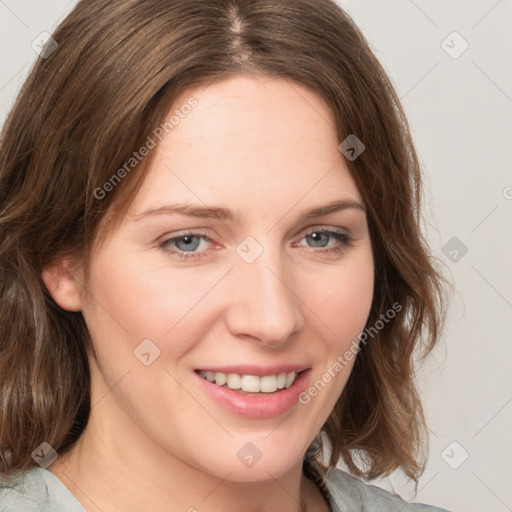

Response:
(128, 74), (362, 220)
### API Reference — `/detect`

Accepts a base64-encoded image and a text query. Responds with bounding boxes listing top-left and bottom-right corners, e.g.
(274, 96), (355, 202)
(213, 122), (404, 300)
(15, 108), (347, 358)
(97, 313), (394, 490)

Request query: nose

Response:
(223, 245), (306, 348)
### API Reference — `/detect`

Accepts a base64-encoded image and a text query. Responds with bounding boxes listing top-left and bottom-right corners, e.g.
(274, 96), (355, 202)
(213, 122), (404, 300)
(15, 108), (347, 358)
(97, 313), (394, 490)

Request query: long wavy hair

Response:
(0, 0), (447, 492)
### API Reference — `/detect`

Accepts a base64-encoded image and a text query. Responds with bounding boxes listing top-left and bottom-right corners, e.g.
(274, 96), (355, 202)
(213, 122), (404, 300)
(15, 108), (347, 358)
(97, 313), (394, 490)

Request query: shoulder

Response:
(322, 465), (452, 512)
(0, 467), (85, 512)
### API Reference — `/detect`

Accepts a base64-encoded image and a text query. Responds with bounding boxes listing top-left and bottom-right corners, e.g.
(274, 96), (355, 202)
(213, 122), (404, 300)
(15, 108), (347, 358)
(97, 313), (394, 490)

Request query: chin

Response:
(208, 441), (307, 483)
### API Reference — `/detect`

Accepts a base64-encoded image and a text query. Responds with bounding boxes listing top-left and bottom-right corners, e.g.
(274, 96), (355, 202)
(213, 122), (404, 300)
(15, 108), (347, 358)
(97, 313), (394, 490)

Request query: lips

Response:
(193, 367), (311, 419)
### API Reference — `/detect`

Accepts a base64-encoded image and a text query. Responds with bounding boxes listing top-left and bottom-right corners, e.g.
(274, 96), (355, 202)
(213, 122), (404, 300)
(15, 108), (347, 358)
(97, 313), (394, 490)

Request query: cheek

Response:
(82, 246), (227, 344)
(308, 249), (374, 347)
(297, 247), (374, 410)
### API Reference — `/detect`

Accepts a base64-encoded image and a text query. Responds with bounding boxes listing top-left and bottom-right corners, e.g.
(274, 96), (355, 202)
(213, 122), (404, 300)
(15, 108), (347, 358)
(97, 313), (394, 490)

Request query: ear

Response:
(41, 256), (83, 312)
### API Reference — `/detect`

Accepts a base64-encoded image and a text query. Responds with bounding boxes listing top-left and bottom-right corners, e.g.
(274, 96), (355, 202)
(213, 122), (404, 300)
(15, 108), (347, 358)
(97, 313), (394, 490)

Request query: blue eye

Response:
(160, 232), (211, 259)
(301, 229), (351, 250)
(159, 227), (353, 260)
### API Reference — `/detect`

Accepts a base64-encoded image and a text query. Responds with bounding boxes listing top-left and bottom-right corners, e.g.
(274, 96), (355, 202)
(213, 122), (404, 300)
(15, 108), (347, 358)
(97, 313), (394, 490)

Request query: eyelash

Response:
(159, 227), (353, 261)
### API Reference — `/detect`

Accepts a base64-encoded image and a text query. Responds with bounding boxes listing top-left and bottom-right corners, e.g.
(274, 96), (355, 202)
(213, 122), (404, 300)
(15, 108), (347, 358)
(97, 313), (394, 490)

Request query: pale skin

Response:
(42, 74), (374, 512)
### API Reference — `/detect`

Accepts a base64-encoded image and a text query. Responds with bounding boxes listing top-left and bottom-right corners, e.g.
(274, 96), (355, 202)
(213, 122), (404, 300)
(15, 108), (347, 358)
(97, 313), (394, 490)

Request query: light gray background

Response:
(1, 1), (511, 511)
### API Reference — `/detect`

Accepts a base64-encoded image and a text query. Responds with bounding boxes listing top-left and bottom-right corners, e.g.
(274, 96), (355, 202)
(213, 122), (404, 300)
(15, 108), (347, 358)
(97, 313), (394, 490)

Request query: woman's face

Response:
(78, 74), (374, 482)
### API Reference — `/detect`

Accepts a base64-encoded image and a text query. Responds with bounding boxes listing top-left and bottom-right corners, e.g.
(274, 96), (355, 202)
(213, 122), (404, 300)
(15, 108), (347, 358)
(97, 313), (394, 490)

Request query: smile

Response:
(194, 369), (311, 419)
(197, 370), (300, 394)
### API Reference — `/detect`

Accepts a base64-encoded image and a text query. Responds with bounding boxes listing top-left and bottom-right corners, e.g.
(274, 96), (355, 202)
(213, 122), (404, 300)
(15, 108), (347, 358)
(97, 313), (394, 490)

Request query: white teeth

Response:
(199, 370), (299, 392)
(260, 375), (278, 393)
(214, 372), (227, 386)
(241, 375), (260, 392)
(226, 373), (241, 389)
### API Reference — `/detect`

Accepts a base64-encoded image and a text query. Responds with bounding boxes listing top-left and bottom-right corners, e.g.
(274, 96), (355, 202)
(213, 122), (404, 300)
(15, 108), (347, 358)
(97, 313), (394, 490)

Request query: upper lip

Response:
(194, 364), (310, 377)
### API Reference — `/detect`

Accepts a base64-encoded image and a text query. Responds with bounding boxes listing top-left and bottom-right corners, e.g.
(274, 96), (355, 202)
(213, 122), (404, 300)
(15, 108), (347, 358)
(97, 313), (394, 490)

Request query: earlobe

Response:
(41, 259), (83, 312)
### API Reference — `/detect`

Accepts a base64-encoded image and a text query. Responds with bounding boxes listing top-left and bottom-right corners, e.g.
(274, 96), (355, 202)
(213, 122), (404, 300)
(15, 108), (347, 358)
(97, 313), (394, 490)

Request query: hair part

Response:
(0, 0), (448, 488)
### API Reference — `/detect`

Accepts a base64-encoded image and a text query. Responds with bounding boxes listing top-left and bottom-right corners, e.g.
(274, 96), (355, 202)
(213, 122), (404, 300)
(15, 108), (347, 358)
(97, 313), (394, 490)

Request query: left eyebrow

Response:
(296, 199), (366, 222)
(131, 198), (366, 223)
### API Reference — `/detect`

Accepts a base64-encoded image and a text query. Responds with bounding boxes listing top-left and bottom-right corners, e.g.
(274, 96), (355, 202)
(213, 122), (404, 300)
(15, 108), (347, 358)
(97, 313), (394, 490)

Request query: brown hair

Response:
(0, 0), (448, 489)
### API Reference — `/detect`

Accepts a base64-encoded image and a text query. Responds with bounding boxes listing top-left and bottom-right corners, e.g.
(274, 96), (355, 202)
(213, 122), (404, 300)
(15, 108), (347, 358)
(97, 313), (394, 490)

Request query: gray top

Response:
(0, 465), (451, 511)
(323, 466), (451, 511)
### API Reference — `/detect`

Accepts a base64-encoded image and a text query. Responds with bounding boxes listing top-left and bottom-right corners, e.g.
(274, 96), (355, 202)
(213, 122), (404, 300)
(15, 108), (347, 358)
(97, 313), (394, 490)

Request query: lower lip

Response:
(194, 370), (311, 419)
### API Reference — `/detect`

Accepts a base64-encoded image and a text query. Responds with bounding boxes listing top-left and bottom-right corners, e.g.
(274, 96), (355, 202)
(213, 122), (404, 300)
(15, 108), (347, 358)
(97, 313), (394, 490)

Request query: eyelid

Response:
(300, 224), (351, 237)
(154, 227), (215, 245)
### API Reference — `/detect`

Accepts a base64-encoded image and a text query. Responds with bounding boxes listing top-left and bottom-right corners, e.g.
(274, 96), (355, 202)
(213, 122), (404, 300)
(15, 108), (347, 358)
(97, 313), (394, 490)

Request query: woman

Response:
(0, 0), (450, 510)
